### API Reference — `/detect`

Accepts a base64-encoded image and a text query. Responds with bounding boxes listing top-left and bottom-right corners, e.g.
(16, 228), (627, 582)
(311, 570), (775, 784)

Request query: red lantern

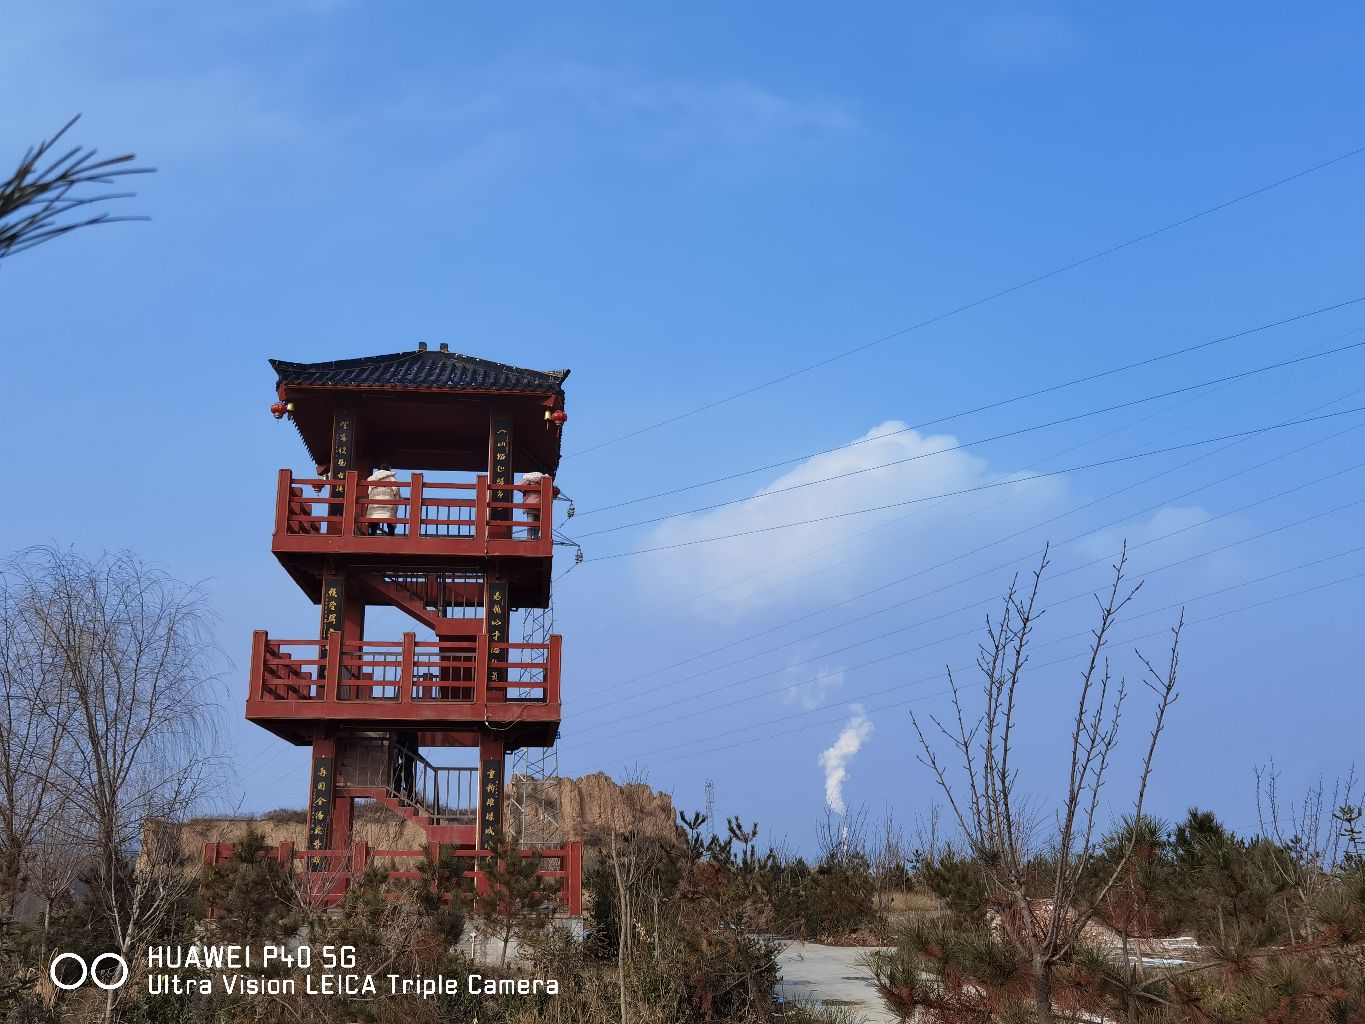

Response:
(270, 402), (287, 420)
(549, 409), (568, 426)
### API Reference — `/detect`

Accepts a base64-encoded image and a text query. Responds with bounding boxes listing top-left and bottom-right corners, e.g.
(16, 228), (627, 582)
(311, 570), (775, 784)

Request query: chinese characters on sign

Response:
(307, 755), (334, 872)
(319, 577), (343, 640)
(486, 579), (508, 687)
(490, 415), (512, 524)
(480, 758), (503, 850)
(332, 411), (354, 478)
(329, 409), (354, 517)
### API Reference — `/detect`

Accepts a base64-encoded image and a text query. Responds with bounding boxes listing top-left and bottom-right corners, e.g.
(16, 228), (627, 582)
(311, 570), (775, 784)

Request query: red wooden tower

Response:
(236, 343), (580, 910)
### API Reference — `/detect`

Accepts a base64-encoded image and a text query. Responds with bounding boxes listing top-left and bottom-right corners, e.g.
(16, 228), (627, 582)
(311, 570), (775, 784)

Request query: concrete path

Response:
(776, 942), (897, 1023)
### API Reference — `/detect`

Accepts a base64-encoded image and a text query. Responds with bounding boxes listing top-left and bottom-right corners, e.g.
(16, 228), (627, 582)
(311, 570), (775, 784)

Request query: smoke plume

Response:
(818, 704), (873, 815)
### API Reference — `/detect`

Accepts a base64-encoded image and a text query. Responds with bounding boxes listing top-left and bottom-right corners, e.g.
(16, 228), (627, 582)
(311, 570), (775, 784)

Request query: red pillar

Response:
(566, 840), (583, 917)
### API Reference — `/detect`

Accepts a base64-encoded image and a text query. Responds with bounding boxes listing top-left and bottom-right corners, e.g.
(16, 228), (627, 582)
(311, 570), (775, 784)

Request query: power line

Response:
(574, 306), (1365, 517)
(580, 554), (1365, 772)
(568, 388), (1365, 709)
(575, 337), (1365, 538)
(567, 327), (1365, 647)
(570, 486), (1365, 735)
(572, 418), (1363, 714)
(564, 145), (1365, 459)
(584, 407), (1365, 560)
(569, 474), (1365, 735)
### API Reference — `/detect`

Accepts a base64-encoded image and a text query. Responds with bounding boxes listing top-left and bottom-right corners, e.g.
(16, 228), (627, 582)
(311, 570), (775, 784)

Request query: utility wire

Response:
(584, 407), (1365, 560)
(569, 383), (1365, 708)
(571, 490), (1365, 740)
(581, 554), (1365, 772)
(574, 303), (1365, 516)
(575, 338), (1365, 538)
(568, 327), (1365, 646)
(564, 146), (1365, 459)
(570, 442), (1359, 720)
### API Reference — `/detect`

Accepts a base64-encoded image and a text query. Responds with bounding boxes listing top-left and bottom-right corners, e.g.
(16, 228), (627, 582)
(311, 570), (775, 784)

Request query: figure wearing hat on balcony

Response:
(520, 471), (559, 541)
(366, 464), (399, 535)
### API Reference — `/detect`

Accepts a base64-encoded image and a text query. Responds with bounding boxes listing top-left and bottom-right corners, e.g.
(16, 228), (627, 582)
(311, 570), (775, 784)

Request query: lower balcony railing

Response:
(203, 840), (584, 915)
(247, 631), (560, 709)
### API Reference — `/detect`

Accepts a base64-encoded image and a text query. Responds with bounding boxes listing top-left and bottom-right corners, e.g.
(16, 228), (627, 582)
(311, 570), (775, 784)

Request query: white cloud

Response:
(1077, 505), (1216, 560)
(355, 60), (865, 181)
(1, 3), (300, 161)
(781, 656), (846, 711)
(819, 705), (873, 816)
(636, 420), (1074, 617)
(965, 12), (1086, 64)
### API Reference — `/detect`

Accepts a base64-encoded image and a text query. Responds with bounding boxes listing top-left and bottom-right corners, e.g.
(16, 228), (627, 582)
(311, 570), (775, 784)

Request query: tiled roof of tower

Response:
(271, 348), (569, 396)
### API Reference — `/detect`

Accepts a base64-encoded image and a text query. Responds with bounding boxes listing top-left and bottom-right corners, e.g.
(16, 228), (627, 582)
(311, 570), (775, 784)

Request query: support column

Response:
(318, 572), (365, 695)
(332, 792), (353, 854)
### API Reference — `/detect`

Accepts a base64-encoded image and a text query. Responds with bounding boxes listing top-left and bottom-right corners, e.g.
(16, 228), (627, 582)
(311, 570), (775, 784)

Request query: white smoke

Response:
(818, 705), (873, 816)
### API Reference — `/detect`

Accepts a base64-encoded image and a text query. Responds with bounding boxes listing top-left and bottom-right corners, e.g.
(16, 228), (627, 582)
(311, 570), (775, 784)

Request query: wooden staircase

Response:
(363, 572), (485, 635)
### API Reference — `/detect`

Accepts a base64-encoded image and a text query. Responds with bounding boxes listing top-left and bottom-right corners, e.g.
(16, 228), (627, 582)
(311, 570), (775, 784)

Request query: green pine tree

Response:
(466, 832), (560, 966)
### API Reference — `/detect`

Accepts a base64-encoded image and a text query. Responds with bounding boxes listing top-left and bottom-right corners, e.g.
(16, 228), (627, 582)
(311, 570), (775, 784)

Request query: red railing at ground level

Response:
(248, 631), (561, 708)
(273, 471), (554, 558)
(203, 839), (583, 917)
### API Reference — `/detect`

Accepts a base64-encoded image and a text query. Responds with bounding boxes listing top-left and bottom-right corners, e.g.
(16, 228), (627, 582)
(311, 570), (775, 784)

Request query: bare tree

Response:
(0, 562), (76, 920)
(6, 546), (225, 1022)
(911, 803), (943, 872)
(1255, 761), (1360, 941)
(911, 546), (1180, 1023)
(1, 117), (152, 262)
(870, 807), (911, 920)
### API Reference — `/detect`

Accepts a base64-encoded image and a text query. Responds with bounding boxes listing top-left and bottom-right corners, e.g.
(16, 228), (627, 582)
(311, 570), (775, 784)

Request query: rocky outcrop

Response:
(181, 773), (680, 857)
(176, 804), (422, 860)
(517, 772), (680, 847)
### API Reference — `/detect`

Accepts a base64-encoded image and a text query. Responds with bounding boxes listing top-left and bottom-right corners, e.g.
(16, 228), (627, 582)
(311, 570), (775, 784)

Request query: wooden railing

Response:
(250, 631), (561, 707)
(340, 735), (479, 825)
(273, 470), (553, 553)
(203, 839), (584, 915)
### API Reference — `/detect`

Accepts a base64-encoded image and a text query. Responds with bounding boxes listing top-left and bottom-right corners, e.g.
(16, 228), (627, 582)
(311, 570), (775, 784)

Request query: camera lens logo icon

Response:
(49, 952), (130, 991)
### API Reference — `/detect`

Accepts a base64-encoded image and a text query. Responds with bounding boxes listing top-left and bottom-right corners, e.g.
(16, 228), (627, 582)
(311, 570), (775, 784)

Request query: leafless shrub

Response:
(1255, 760), (1360, 940)
(0, 546), (226, 1021)
(910, 545), (1180, 1023)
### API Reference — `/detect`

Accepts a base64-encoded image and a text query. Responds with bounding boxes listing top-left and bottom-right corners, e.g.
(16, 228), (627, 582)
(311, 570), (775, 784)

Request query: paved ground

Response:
(776, 942), (896, 1022)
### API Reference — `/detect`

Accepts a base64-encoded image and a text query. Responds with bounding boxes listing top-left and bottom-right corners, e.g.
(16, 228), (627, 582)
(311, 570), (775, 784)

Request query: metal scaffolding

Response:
(508, 604), (562, 846)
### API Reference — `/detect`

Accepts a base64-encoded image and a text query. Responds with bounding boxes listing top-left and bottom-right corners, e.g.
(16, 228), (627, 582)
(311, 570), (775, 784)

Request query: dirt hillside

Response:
(178, 772), (678, 856)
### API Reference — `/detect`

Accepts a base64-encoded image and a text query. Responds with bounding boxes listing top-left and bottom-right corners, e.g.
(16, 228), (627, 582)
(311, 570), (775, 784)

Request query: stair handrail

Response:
(385, 742), (476, 825)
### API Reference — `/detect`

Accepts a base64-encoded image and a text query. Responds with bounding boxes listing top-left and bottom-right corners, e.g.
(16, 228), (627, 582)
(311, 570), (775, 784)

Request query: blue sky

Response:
(3, 2), (1363, 850)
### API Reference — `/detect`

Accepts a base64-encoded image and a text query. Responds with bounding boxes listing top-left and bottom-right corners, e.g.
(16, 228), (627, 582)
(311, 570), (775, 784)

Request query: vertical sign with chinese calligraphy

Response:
(317, 576), (343, 690)
(479, 758), (504, 850)
(329, 409), (355, 529)
(307, 755), (335, 871)
(489, 414), (512, 524)
(486, 578), (508, 688)
(319, 576), (343, 640)
(331, 409), (355, 482)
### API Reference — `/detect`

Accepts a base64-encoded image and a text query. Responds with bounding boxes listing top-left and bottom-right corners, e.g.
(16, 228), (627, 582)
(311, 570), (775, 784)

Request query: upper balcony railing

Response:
(272, 471), (554, 558)
(245, 630), (561, 725)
